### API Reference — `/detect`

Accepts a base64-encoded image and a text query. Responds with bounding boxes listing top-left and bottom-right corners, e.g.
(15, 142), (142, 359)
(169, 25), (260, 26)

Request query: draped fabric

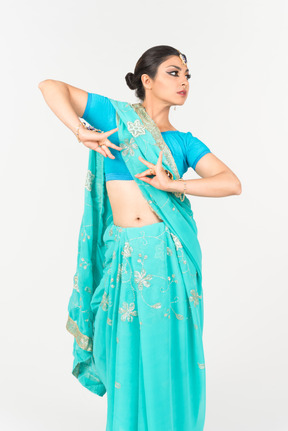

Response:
(65, 98), (206, 429)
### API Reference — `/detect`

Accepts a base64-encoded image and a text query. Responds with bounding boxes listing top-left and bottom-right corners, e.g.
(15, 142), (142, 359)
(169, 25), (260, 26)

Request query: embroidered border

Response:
(66, 315), (93, 352)
(131, 103), (180, 180)
(131, 103), (185, 200)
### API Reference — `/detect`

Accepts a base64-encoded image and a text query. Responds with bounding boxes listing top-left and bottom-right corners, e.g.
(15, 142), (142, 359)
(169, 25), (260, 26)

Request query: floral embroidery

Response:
(85, 169), (95, 191)
(80, 226), (91, 242)
(198, 363), (205, 369)
(119, 302), (138, 322)
(79, 257), (90, 270)
(116, 262), (128, 283)
(189, 289), (202, 306)
(122, 241), (133, 258)
(167, 247), (173, 256)
(154, 243), (166, 260)
(121, 137), (138, 157)
(127, 119), (146, 137)
(134, 268), (153, 291)
(73, 273), (79, 292)
(115, 381), (121, 388)
(170, 232), (183, 250)
(97, 222), (201, 325)
(100, 291), (111, 311)
(84, 286), (92, 294)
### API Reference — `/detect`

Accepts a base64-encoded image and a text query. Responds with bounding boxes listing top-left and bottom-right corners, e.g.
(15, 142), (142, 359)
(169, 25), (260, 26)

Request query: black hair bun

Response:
(125, 72), (136, 90)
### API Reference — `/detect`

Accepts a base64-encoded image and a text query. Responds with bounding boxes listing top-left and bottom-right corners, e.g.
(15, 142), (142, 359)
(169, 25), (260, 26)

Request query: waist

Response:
(105, 180), (163, 227)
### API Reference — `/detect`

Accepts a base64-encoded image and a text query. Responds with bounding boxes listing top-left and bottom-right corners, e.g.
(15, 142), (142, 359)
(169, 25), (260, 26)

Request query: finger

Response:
(135, 176), (152, 184)
(85, 141), (109, 157)
(94, 145), (107, 157)
(156, 150), (163, 166)
(101, 127), (119, 138)
(106, 142), (123, 151)
(102, 145), (116, 159)
(97, 137), (122, 153)
(138, 155), (155, 169)
(134, 169), (151, 177)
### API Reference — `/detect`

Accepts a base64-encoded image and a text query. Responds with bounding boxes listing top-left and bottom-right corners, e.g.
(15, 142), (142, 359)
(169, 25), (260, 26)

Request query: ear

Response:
(141, 73), (152, 90)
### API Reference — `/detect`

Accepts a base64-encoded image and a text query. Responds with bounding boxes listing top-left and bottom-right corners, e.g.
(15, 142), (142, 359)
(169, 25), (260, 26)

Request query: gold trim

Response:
(66, 315), (93, 352)
(131, 103), (185, 201)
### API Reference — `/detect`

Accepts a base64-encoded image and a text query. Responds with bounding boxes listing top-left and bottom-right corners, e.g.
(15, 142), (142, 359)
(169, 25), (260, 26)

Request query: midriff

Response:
(105, 180), (163, 227)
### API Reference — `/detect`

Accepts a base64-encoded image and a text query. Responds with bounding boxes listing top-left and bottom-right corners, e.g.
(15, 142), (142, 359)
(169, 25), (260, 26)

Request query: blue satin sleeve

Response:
(81, 92), (118, 131)
(185, 132), (211, 170)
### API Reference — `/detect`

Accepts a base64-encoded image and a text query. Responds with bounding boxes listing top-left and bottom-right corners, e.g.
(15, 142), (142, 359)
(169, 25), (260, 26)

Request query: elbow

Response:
(38, 79), (53, 90)
(227, 171), (242, 195)
(234, 180), (242, 195)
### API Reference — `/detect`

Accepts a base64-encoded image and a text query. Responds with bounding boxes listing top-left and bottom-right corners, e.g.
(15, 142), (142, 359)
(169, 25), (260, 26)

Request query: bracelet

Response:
(178, 178), (187, 201)
(74, 122), (83, 142)
(74, 120), (104, 143)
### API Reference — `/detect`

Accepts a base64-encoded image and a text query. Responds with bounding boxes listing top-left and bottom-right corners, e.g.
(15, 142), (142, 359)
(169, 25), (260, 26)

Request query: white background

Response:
(1, 0), (287, 430)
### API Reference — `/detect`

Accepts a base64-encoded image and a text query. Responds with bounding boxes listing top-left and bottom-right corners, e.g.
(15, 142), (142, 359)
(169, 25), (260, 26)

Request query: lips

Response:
(177, 90), (187, 95)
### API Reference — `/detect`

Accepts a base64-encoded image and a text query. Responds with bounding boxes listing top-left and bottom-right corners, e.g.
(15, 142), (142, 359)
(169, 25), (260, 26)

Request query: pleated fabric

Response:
(90, 220), (206, 431)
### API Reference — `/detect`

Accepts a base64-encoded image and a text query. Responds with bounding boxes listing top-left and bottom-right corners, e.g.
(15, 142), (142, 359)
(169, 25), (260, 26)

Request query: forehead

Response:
(160, 55), (188, 70)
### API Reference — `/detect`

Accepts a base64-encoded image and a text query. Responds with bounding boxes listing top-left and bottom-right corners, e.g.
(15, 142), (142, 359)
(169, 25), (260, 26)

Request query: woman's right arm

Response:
(38, 79), (121, 157)
(38, 79), (87, 135)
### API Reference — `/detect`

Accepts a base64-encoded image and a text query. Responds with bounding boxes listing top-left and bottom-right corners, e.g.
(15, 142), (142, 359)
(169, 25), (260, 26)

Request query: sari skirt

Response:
(90, 220), (206, 431)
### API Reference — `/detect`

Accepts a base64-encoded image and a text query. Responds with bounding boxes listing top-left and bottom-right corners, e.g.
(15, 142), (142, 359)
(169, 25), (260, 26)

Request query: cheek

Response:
(155, 77), (175, 94)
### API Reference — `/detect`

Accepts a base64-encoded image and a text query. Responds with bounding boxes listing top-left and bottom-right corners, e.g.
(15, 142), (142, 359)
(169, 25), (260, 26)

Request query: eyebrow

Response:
(166, 65), (190, 73)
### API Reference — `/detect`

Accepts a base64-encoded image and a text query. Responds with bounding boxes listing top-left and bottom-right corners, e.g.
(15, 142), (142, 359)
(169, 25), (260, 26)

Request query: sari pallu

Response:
(66, 98), (206, 429)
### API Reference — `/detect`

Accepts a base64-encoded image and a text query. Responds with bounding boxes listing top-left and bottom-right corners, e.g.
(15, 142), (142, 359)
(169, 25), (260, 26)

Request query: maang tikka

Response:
(178, 52), (187, 66)
(173, 52), (188, 112)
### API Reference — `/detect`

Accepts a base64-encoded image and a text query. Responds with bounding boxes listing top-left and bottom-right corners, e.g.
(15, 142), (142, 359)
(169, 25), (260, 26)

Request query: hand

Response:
(79, 125), (123, 158)
(134, 151), (173, 191)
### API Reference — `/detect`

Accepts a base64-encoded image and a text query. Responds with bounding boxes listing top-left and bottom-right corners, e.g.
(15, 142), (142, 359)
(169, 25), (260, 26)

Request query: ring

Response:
(149, 168), (156, 175)
(164, 169), (173, 179)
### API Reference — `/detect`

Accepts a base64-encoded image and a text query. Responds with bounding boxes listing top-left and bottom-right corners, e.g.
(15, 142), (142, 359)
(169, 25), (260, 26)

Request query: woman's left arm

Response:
(167, 153), (242, 197)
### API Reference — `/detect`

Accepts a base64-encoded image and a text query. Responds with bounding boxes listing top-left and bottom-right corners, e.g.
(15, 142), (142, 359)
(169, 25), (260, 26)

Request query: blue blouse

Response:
(81, 93), (211, 181)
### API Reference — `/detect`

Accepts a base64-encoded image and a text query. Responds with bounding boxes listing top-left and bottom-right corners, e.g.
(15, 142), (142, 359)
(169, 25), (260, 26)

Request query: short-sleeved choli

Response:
(81, 92), (211, 180)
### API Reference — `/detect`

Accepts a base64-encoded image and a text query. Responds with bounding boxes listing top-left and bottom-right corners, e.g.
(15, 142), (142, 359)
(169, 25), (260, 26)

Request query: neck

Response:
(140, 100), (177, 132)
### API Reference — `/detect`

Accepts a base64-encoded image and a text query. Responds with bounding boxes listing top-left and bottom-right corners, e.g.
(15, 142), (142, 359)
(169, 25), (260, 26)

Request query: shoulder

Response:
(84, 92), (115, 114)
(184, 131), (212, 170)
(81, 92), (123, 130)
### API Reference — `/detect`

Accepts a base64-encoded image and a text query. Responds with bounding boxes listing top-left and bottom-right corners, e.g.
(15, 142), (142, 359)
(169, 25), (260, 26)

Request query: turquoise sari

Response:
(66, 99), (206, 430)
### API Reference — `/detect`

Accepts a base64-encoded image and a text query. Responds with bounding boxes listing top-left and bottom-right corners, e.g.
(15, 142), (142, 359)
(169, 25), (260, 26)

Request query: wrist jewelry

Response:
(74, 122), (83, 142)
(178, 178), (187, 201)
(74, 120), (104, 143)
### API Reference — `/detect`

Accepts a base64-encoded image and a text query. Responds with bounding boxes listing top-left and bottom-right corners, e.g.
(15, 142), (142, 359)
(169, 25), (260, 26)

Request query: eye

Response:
(168, 71), (191, 80)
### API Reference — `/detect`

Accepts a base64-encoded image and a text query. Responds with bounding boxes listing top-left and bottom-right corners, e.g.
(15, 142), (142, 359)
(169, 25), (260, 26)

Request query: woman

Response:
(39, 45), (241, 431)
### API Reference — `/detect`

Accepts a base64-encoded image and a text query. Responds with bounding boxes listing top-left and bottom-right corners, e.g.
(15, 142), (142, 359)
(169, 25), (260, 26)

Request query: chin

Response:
(174, 99), (186, 106)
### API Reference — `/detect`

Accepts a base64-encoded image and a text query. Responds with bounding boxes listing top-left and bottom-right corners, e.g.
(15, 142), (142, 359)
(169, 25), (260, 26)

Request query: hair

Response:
(125, 45), (186, 101)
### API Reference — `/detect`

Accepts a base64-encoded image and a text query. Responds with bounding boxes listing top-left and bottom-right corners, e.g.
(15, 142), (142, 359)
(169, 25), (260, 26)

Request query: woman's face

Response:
(143, 55), (191, 105)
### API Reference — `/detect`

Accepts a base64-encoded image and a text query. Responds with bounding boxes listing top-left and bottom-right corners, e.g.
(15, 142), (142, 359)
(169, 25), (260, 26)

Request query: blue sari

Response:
(66, 99), (206, 430)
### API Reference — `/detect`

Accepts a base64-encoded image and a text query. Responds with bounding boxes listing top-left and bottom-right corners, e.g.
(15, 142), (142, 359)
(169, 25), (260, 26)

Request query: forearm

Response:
(167, 171), (242, 197)
(38, 79), (80, 136)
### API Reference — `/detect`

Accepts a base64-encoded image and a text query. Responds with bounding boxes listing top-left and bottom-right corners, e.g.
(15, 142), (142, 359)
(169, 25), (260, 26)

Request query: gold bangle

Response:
(74, 120), (104, 143)
(74, 121), (83, 142)
(178, 178), (187, 201)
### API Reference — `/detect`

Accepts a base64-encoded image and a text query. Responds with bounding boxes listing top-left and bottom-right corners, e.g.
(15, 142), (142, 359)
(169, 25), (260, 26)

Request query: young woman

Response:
(39, 45), (241, 431)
